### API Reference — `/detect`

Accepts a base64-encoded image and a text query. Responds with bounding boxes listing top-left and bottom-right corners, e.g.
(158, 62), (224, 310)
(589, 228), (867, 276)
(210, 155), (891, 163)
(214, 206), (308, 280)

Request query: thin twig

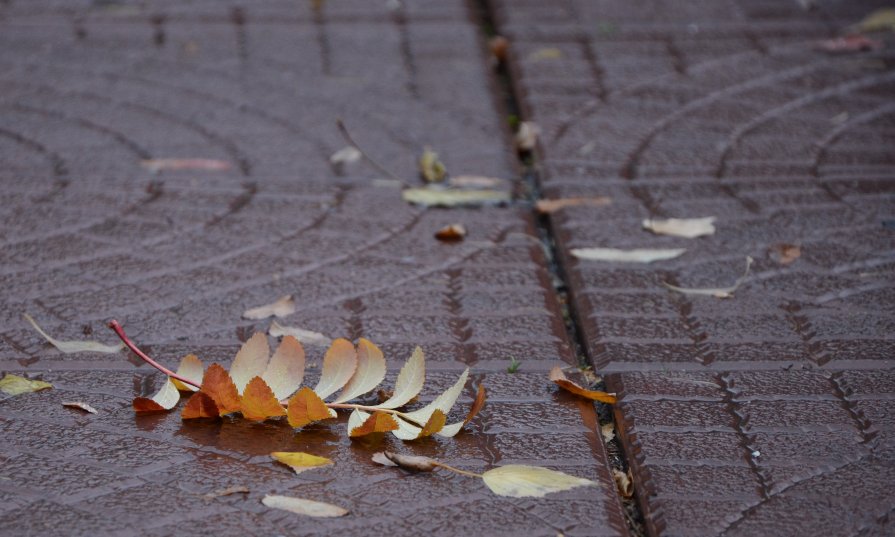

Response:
(107, 320), (201, 389)
(336, 118), (410, 187)
(433, 462), (484, 478)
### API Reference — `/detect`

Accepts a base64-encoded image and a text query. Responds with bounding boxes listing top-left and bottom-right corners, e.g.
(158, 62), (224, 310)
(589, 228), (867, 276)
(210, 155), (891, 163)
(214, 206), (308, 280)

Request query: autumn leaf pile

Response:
(134, 333), (485, 440)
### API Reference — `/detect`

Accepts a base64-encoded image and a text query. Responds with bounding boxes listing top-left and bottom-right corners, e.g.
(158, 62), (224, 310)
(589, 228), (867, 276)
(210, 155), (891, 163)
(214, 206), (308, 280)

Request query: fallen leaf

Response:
(24, 314), (123, 354)
(242, 295), (295, 320)
(449, 175), (506, 189)
(852, 8), (895, 32)
(402, 187), (510, 207)
(528, 47), (563, 61)
(171, 354), (203, 392)
(662, 256), (753, 299)
(269, 321), (332, 347)
(489, 36), (509, 62)
(435, 384), (487, 438)
(332, 338), (386, 404)
(769, 243), (801, 266)
(612, 468), (634, 498)
(381, 451), (438, 472)
(239, 376), (286, 421)
(481, 465), (596, 498)
(535, 197), (611, 214)
(434, 224), (467, 242)
(199, 363), (242, 415)
(417, 409), (447, 438)
(376, 347), (425, 409)
(203, 486), (249, 499)
(313, 339), (358, 400)
(419, 147), (447, 183)
(348, 410), (399, 437)
(376, 388), (418, 406)
(515, 121), (539, 152)
(63, 401), (98, 414)
(262, 336), (306, 401)
(140, 158), (232, 172)
(371, 452), (398, 467)
(271, 452), (334, 474)
(229, 332), (270, 393)
(181, 391), (220, 419)
(601, 423), (615, 443)
(571, 247), (686, 263)
(549, 366), (617, 404)
(818, 35), (883, 53)
(133, 378), (181, 412)
(287, 387), (336, 429)
(261, 494), (348, 518)
(329, 146), (361, 166)
(643, 217), (716, 239)
(401, 368), (469, 426)
(0, 374), (52, 396)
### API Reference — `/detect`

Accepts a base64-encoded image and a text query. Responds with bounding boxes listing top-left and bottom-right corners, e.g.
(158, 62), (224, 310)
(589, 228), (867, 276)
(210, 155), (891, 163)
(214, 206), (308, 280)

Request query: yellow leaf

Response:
(242, 294), (296, 320)
(376, 346), (425, 409)
(262, 335), (306, 400)
(271, 452), (334, 474)
(417, 409), (446, 438)
(181, 391), (220, 419)
(419, 147), (447, 183)
(332, 338), (386, 403)
(0, 374), (52, 396)
(313, 339), (358, 400)
(287, 387), (336, 429)
(200, 363), (242, 415)
(549, 366), (617, 404)
(481, 465), (596, 498)
(133, 377), (180, 412)
(401, 368), (469, 425)
(402, 188), (510, 207)
(23, 314), (123, 354)
(434, 224), (467, 242)
(348, 410), (398, 438)
(229, 333), (270, 393)
(239, 376), (286, 421)
(171, 354), (203, 392)
(261, 494), (348, 518)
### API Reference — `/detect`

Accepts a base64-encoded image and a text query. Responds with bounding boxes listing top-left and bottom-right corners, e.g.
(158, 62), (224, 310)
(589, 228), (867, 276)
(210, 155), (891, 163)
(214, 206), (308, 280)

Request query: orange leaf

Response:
(287, 387), (335, 429)
(417, 409), (446, 438)
(464, 385), (487, 426)
(349, 411), (398, 438)
(202, 363), (242, 415)
(133, 378), (179, 413)
(549, 366), (616, 404)
(182, 391), (220, 419)
(240, 376), (286, 421)
(133, 398), (167, 413)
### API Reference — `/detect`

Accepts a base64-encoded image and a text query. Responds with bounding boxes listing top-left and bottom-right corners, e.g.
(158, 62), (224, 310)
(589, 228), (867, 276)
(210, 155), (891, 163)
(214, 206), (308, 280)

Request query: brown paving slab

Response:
(0, 2), (629, 536)
(492, 0), (895, 535)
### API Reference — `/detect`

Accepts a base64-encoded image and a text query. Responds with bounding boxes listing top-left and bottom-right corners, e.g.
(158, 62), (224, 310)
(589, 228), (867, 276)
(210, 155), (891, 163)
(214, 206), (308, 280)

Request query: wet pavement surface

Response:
(0, 1), (893, 536)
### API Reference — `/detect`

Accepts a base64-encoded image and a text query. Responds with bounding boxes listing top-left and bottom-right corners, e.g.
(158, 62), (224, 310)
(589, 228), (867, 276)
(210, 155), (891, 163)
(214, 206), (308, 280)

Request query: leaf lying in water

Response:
(269, 321), (332, 347)
(24, 314), (123, 354)
(549, 366), (617, 404)
(332, 338), (386, 404)
(535, 197), (611, 214)
(643, 217), (716, 239)
(140, 158), (232, 172)
(662, 256), (753, 299)
(242, 295), (295, 320)
(313, 339), (358, 400)
(377, 451), (438, 472)
(271, 452), (333, 474)
(261, 494), (348, 518)
(402, 187), (510, 207)
(0, 374), (52, 396)
(240, 376), (286, 421)
(63, 401), (98, 414)
(348, 409), (398, 437)
(133, 377), (180, 412)
(419, 147), (447, 183)
(571, 247), (686, 263)
(401, 368), (469, 426)
(198, 363), (242, 415)
(371, 452), (398, 467)
(287, 387), (336, 429)
(482, 465), (596, 498)
(439, 384), (487, 438)
(375, 347), (425, 409)
(172, 354), (204, 392)
(181, 391), (220, 419)
(434, 223), (467, 242)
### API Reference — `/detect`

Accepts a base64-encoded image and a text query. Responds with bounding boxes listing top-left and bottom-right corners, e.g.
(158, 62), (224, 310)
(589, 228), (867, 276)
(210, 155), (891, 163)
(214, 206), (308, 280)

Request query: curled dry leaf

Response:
(371, 452), (398, 467)
(271, 452), (334, 474)
(287, 387), (336, 429)
(434, 224), (467, 242)
(204, 486), (249, 499)
(242, 295), (295, 320)
(417, 409), (447, 438)
(171, 354), (203, 392)
(549, 366), (617, 404)
(0, 374), (52, 396)
(515, 121), (539, 152)
(612, 468), (634, 498)
(449, 175), (506, 189)
(643, 217), (716, 239)
(332, 338), (386, 404)
(24, 314), (123, 354)
(182, 391), (220, 419)
(239, 376), (286, 421)
(571, 247), (685, 263)
(381, 451), (438, 472)
(261, 494), (348, 518)
(140, 158), (231, 172)
(376, 347), (425, 409)
(63, 401), (98, 414)
(269, 321), (332, 347)
(419, 147), (447, 183)
(348, 410), (399, 437)
(535, 197), (611, 214)
(769, 243), (801, 266)
(662, 256), (753, 299)
(402, 187), (510, 207)
(481, 465), (596, 498)
(313, 338), (358, 400)
(133, 378), (181, 413)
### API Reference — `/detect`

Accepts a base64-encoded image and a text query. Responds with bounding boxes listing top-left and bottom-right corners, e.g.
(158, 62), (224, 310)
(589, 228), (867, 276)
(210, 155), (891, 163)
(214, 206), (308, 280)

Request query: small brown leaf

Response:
(769, 243), (801, 266)
(62, 401), (98, 414)
(419, 147), (447, 183)
(371, 452), (398, 467)
(382, 451), (438, 472)
(417, 409), (447, 438)
(203, 486), (249, 499)
(434, 224), (467, 242)
(402, 187), (510, 207)
(612, 468), (634, 498)
(489, 36), (509, 62)
(242, 295), (295, 320)
(549, 366), (617, 404)
(535, 197), (611, 214)
(182, 391), (220, 419)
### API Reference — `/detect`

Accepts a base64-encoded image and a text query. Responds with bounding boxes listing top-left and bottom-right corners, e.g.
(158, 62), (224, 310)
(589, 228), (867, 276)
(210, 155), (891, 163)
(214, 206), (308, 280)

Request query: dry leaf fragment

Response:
(402, 188), (510, 207)
(199, 363), (242, 415)
(419, 147), (447, 183)
(528, 47), (563, 61)
(271, 452), (334, 474)
(329, 146), (362, 166)
(535, 197), (611, 214)
(182, 391), (220, 419)
(24, 314), (123, 354)
(381, 451), (438, 472)
(0, 374), (52, 396)
(371, 452), (398, 467)
(489, 36), (509, 62)
(434, 224), (467, 242)
(515, 121), (539, 152)
(449, 175), (506, 189)
(63, 401), (98, 414)
(612, 468), (634, 498)
(133, 378), (181, 413)
(601, 423), (615, 443)
(852, 8), (895, 32)
(242, 295), (295, 320)
(240, 376), (286, 421)
(261, 494), (348, 518)
(313, 339), (358, 400)
(229, 333), (270, 393)
(332, 338), (386, 404)
(417, 409), (447, 438)
(769, 243), (801, 266)
(818, 35), (883, 53)
(203, 486), (249, 499)
(549, 366), (617, 404)
(662, 256), (753, 299)
(172, 354), (204, 392)
(287, 387), (336, 429)
(348, 410), (399, 437)
(643, 217), (716, 239)
(376, 347), (425, 409)
(571, 247), (686, 263)
(140, 158), (231, 172)
(481, 465), (596, 498)
(269, 321), (332, 347)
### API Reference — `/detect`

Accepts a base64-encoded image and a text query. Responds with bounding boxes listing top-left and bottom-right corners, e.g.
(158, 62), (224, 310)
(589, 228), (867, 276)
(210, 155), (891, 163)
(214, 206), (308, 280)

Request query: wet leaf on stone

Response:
(240, 376), (286, 421)
(379, 451), (438, 472)
(133, 377), (181, 412)
(348, 409), (398, 438)
(198, 363), (242, 415)
(481, 465), (596, 498)
(371, 452), (398, 467)
(375, 347), (425, 409)
(332, 338), (386, 404)
(171, 354), (204, 392)
(535, 197), (611, 214)
(438, 384), (487, 438)
(571, 247), (686, 263)
(402, 187), (510, 207)
(0, 373), (52, 396)
(434, 224), (467, 242)
(271, 451), (334, 474)
(63, 401), (98, 414)
(140, 158), (232, 173)
(662, 256), (753, 299)
(181, 391), (220, 419)
(549, 366), (617, 404)
(643, 217), (716, 239)
(261, 494), (348, 518)
(287, 387), (336, 429)
(229, 333), (270, 393)
(612, 468), (634, 498)
(269, 321), (332, 347)
(313, 339), (358, 400)
(400, 368), (469, 427)
(515, 121), (539, 152)
(419, 147), (447, 183)
(24, 314), (124, 354)
(242, 295), (295, 320)
(262, 335), (306, 401)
